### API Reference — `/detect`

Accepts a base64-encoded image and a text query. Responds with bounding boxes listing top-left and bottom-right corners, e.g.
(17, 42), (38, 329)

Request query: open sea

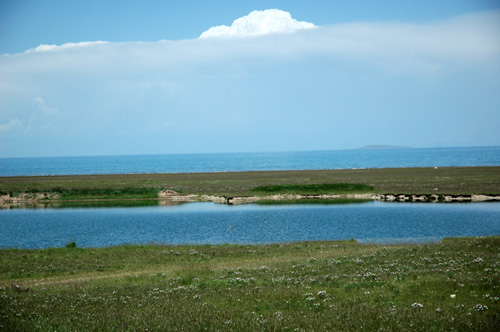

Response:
(1, 146), (499, 176)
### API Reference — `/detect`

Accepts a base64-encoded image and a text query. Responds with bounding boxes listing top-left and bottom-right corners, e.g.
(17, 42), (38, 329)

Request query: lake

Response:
(1, 201), (499, 249)
(1, 146), (500, 176)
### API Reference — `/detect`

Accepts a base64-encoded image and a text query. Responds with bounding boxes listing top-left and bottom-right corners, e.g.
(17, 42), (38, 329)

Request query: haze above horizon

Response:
(1, 0), (499, 158)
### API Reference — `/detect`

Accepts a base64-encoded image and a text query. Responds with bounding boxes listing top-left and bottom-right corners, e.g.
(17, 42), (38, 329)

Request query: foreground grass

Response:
(1, 237), (499, 331)
(1, 167), (500, 198)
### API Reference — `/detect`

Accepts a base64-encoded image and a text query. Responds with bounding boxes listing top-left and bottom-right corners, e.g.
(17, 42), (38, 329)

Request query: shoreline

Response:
(2, 191), (500, 209)
(1, 166), (499, 207)
(158, 191), (500, 204)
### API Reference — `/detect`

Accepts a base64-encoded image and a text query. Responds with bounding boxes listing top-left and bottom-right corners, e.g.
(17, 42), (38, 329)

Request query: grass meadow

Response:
(1, 237), (499, 331)
(1, 167), (500, 198)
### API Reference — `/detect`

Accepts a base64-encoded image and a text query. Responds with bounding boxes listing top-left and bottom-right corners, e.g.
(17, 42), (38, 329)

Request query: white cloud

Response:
(25, 41), (108, 53)
(1, 10), (500, 156)
(33, 97), (58, 115)
(7, 10), (498, 68)
(200, 9), (316, 38)
(0, 119), (23, 133)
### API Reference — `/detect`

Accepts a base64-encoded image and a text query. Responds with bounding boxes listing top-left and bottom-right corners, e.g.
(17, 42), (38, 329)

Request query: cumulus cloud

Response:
(200, 9), (316, 38)
(1, 9), (500, 156)
(6, 10), (499, 67)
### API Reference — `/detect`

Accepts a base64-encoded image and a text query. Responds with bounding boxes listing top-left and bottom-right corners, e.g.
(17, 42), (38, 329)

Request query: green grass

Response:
(45, 187), (159, 200)
(1, 167), (499, 199)
(251, 183), (374, 195)
(1, 237), (499, 331)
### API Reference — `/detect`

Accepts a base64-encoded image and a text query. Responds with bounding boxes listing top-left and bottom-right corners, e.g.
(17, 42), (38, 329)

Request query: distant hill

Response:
(357, 145), (413, 150)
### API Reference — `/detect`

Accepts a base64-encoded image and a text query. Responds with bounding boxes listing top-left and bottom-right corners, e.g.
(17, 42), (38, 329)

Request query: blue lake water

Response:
(1, 146), (499, 248)
(1, 146), (499, 176)
(1, 202), (499, 249)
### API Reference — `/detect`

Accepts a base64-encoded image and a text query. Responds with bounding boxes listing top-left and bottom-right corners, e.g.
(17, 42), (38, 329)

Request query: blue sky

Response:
(1, 0), (499, 157)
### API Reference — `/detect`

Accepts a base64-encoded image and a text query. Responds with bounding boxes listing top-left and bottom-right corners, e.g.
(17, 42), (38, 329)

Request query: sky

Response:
(1, 0), (499, 157)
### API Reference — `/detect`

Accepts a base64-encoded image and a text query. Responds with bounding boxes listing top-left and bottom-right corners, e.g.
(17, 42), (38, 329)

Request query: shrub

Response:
(65, 241), (76, 248)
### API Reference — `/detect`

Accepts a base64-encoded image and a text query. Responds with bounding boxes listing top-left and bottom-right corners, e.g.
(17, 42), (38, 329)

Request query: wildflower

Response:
(474, 304), (488, 311)
(450, 294), (456, 299)
(317, 290), (327, 298)
(472, 257), (483, 263)
(436, 308), (442, 312)
(411, 302), (424, 309)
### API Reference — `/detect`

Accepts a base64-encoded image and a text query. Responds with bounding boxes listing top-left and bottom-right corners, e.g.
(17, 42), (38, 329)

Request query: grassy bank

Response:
(1, 237), (499, 331)
(0, 187), (160, 200)
(1, 166), (499, 199)
(251, 183), (374, 195)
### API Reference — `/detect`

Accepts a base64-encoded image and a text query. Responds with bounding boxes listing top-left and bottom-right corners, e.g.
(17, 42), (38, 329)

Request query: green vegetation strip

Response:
(1, 237), (499, 331)
(1, 167), (499, 198)
(251, 183), (374, 195)
(0, 187), (159, 200)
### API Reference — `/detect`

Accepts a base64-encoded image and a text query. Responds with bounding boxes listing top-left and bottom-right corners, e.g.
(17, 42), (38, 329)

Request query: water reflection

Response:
(55, 198), (372, 208)
(0, 198), (372, 210)
(50, 200), (163, 209)
(0, 200), (197, 210)
(254, 199), (371, 205)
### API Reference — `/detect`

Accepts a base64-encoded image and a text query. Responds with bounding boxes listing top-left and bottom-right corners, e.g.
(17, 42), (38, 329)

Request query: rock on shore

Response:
(1, 191), (499, 208)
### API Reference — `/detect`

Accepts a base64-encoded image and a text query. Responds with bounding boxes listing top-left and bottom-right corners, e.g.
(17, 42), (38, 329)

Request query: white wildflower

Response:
(317, 290), (327, 298)
(474, 304), (488, 311)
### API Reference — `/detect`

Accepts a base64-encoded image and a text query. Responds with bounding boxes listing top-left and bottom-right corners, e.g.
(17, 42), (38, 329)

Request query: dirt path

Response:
(5, 268), (175, 289)
(4, 246), (383, 289)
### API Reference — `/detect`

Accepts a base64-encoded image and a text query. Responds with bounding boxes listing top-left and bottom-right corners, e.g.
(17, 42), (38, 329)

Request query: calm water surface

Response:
(1, 202), (499, 249)
(1, 146), (499, 176)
